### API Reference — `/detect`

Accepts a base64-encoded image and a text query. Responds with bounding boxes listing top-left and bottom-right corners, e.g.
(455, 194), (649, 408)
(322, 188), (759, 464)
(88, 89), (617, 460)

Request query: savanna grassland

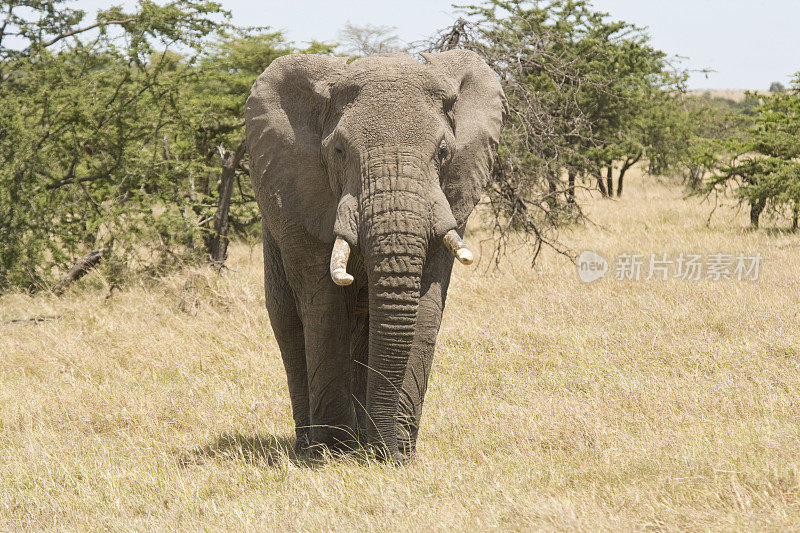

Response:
(2, 170), (800, 531)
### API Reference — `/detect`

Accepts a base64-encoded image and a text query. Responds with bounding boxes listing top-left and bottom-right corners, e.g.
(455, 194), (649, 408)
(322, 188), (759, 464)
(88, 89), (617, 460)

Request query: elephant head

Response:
(245, 50), (506, 462)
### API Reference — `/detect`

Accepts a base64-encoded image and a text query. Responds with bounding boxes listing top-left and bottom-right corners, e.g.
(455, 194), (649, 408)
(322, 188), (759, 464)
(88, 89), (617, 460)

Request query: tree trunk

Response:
(688, 167), (704, 192)
(616, 154), (641, 197)
(596, 173), (607, 197)
(793, 201), (799, 231)
(606, 165), (614, 198)
(566, 171), (576, 205)
(209, 140), (246, 264)
(546, 173), (558, 208)
(750, 198), (766, 228)
(52, 248), (107, 295)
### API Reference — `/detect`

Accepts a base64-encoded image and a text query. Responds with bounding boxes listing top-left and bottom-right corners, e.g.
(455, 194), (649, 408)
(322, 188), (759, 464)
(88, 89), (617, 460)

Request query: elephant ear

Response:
(422, 50), (508, 226)
(245, 54), (348, 243)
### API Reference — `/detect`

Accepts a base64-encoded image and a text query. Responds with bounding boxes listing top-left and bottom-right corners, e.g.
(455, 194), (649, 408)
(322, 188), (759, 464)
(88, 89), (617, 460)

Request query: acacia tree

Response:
(0, 0), (331, 291)
(668, 93), (752, 192)
(577, 26), (682, 198)
(702, 76), (800, 229)
(336, 22), (405, 56)
(770, 81), (786, 94)
(0, 0), (226, 290)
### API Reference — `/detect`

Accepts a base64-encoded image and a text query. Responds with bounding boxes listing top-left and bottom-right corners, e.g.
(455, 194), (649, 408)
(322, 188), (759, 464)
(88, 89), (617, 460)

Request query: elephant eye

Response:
(443, 95), (457, 113)
(334, 141), (344, 156)
(437, 139), (449, 161)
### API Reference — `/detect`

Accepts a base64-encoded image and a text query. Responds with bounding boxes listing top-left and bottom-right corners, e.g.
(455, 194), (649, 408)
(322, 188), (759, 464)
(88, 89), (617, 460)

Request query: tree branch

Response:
(0, 3), (14, 49)
(40, 18), (137, 48)
(31, 173), (103, 194)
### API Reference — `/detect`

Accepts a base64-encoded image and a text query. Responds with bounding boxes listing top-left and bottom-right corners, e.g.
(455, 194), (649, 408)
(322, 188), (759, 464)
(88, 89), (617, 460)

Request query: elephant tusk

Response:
(330, 237), (354, 286)
(443, 229), (474, 265)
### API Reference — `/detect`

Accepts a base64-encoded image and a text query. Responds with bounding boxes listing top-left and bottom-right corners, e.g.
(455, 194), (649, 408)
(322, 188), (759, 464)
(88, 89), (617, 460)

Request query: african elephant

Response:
(244, 50), (506, 464)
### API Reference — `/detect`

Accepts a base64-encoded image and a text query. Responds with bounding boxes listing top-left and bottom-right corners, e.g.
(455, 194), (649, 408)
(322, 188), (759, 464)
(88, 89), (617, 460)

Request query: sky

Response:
(70, 0), (800, 89)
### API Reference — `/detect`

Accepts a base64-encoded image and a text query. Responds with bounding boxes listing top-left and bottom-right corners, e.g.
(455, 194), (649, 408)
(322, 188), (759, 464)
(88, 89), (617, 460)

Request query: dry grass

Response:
(2, 170), (800, 531)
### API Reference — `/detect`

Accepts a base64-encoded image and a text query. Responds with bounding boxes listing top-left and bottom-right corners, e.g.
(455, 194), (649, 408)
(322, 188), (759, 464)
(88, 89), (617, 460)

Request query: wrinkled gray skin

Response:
(244, 50), (506, 464)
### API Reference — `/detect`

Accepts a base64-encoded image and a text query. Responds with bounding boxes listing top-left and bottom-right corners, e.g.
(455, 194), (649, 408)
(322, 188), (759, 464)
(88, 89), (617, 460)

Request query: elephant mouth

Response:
(329, 230), (472, 286)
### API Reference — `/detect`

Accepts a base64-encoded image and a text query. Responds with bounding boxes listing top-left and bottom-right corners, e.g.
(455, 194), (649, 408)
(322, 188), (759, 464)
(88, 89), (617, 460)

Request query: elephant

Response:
(244, 50), (506, 464)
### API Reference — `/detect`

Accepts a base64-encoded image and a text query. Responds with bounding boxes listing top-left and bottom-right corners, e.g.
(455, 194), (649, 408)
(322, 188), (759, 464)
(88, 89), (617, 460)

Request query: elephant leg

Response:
(261, 229), (310, 454)
(300, 287), (359, 452)
(397, 243), (455, 458)
(275, 229), (358, 453)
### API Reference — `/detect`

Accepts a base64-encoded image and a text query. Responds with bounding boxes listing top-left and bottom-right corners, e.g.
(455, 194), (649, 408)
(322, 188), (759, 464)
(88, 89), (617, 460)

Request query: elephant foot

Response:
(293, 429), (311, 456)
(385, 448), (411, 466)
(369, 442), (412, 466)
(300, 440), (360, 464)
(300, 426), (361, 462)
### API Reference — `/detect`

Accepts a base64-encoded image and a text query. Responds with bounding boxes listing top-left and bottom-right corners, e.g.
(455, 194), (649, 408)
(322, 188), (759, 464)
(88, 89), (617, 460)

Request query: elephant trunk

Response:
(359, 157), (433, 462)
(364, 241), (424, 462)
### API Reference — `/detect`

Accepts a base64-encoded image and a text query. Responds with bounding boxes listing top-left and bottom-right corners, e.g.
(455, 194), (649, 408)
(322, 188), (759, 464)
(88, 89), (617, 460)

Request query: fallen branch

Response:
(6, 315), (61, 325)
(52, 248), (107, 295)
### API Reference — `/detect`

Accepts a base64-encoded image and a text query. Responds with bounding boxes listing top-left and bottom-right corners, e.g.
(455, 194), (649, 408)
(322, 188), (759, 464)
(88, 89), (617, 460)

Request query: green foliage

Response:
(575, 19), (682, 179)
(702, 76), (800, 228)
(4, 0), (769, 288)
(0, 0), (331, 291)
(661, 93), (753, 191)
